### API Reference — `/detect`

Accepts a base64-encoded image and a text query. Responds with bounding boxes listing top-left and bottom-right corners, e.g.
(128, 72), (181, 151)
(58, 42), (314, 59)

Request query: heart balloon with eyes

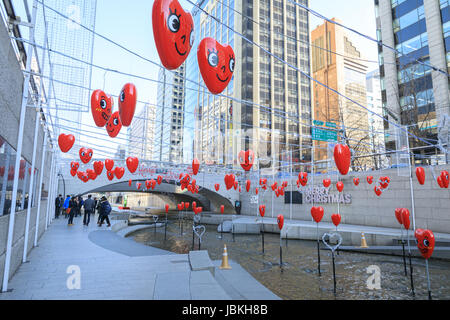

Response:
(198, 37), (235, 95)
(415, 167), (425, 185)
(333, 144), (351, 175)
(58, 134), (75, 153)
(353, 177), (360, 186)
(323, 179), (331, 188)
(126, 157), (139, 173)
(441, 170), (449, 189)
(91, 89), (112, 127)
(114, 167), (125, 179)
(79, 148), (93, 164)
(238, 150), (254, 172)
(311, 207), (324, 223)
(415, 229), (435, 259)
(70, 161), (80, 172)
(374, 186), (382, 197)
(298, 172), (308, 186)
(80, 172), (89, 183)
(152, 0), (194, 70)
(106, 111), (122, 138)
(145, 180), (152, 190)
(70, 169), (77, 177)
(106, 170), (115, 181)
(367, 176), (374, 184)
(118, 83), (137, 127)
(379, 176), (391, 189)
(86, 169), (97, 181)
(437, 175), (444, 188)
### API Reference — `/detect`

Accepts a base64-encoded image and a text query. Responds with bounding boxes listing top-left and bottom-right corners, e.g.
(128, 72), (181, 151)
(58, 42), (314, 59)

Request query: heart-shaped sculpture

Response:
(58, 134), (75, 153)
(105, 159), (114, 171)
(91, 89), (112, 127)
(238, 150), (254, 172)
(311, 207), (324, 223)
(70, 161), (80, 172)
(165, 204), (170, 213)
(353, 177), (360, 186)
(126, 157), (139, 173)
(395, 208), (403, 225)
(331, 214), (341, 227)
(441, 171), (449, 188)
(374, 186), (382, 197)
(79, 148), (93, 164)
(193, 225), (206, 239)
(192, 158), (200, 175)
(322, 233), (343, 253)
(259, 205), (266, 217)
(198, 37), (235, 95)
(401, 208), (410, 230)
(224, 174), (235, 190)
(415, 167), (425, 185)
(106, 170), (115, 181)
(93, 161), (104, 175)
(157, 175), (163, 185)
(333, 144), (351, 176)
(336, 181), (344, 193)
(114, 167), (125, 179)
(246, 180), (251, 192)
(152, 0), (194, 70)
(298, 172), (308, 186)
(106, 111), (123, 138)
(323, 179), (331, 188)
(277, 215), (284, 230)
(214, 183), (220, 191)
(220, 205), (224, 214)
(367, 176), (374, 184)
(118, 83), (137, 127)
(415, 229), (435, 259)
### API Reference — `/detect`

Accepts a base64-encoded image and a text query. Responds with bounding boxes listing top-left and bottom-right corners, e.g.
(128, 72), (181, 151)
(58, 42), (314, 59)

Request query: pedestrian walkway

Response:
(0, 215), (279, 300)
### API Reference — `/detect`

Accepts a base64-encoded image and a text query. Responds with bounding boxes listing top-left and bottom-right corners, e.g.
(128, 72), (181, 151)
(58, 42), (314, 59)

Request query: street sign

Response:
(312, 127), (338, 142)
(326, 122), (337, 128)
(313, 120), (324, 126)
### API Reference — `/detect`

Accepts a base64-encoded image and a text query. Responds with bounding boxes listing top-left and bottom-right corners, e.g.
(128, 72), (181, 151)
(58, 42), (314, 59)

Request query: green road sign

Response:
(312, 127), (338, 142)
(326, 122), (337, 128)
(313, 120), (324, 126)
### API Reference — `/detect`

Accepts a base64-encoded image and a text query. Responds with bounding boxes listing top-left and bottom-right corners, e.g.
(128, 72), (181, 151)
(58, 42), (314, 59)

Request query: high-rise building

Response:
(128, 104), (156, 161)
(188, 0), (312, 171)
(154, 64), (186, 164)
(375, 0), (450, 161)
(311, 19), (374, 171)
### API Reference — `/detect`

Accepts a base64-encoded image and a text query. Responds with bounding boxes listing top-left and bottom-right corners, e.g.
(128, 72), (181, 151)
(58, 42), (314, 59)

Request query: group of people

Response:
(55, 194), (112, 227)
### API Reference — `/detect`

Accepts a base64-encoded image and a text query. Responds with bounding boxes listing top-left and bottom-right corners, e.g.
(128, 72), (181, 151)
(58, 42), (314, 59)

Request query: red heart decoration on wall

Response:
(220, 205), (225, 214)
(58, 134), (75, 153)
(224, 174), (235, 190)
(91, 89), (112, 127)
(415, 229), (435, 259)
(277, 215), (284, 230)
(105, 159), (114, 171)
(336, 181), (344, 193)
(415, 167), (425, 185)
(333, 144), (351, 175)
(367, 176), (374, 184)
(79, 148), (93, 164)
(323, 179), (331, 188)
(93, 161), (104, 175)
(114, 167), (125, 179)
(152, 0), (194, 70)
(353, 177), (360, 186)
(441, 171), (449, 188)
(198, 37), (235, 95)
(374, 186), (382, 197)
(70, 161), (80, 172)
(259, 205), (266, 217)
(246, 180), (251, 192)
(214, 184), (220, 191)
(401, 208), (410, 230)
(238, 150), (254, 172)
(298, 172), (308, 186)
(192, 158), (200, 175)
(395, 208), (403, 225)
(106, 111), (122, 138)
(118, 83), (137, 127)
(107, 170), (114, 181)
(126, 157), (139, 173)
(311, 207), (324, 223)
(331, 214), (341, 227)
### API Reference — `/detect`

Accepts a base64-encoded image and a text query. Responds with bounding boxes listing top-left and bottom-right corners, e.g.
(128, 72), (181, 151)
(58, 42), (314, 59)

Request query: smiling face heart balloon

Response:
(374, 186), (382, 197)
(70, 161), (80, 172)
(298, 172), (308, 186)
(333, 144), (351, 176)
(126, 157), (139, 173)
(415, 229), (435, 259)
(198, 37), (235, 95)
(353, 177), (360, 186)
(415, 167), (425, 185)
(379, 176), (391, 189)
(79, 148), (93, 164)
(58, 134), (75, 153)
(367, 176), (374, 184)
(118, 83), (137, 127)
(238, 150), (254, 172)
(152, 0), (194, 70)
(441, 171), (449, 189)
(91, 89), (112, 127)
(106, 112), (122, 138)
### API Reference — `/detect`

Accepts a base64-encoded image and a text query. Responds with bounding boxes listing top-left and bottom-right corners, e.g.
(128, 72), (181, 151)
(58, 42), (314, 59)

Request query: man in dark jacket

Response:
(98, 196), (112, 227)
(83, 195), (95, 226)
(55, 194), (63, 219)
(68, 196), (77, 226)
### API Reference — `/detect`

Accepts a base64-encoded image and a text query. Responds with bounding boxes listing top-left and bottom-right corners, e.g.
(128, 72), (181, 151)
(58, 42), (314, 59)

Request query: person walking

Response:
(68, 196), (77, 226)
(83, 195), (95, 226)
(77, 196), (83, 217)
(98, 196), (112, 227)
(63, 195), (71, 218)
(55, 194), (63, 219)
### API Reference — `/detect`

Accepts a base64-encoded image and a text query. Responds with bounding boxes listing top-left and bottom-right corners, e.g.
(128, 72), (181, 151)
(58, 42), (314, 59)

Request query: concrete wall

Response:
(240, 165), (450, 234)
(0, 200), (49, 288)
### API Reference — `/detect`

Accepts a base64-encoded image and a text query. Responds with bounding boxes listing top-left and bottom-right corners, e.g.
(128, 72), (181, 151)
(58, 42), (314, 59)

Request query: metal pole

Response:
(44, 152), (55, 230)
(0, 144), (11, 216)
(22, 112), (40, 262)
(406, 126), (417, 231)
(425, 259), (432, 300)
(289, 150), (292, 220)
(2, 0), (38, 293)
(34, 132), (48, 247)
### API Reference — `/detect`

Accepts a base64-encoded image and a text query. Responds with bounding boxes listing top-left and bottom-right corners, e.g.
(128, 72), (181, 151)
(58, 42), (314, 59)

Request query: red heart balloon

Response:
(374, 186), (382, 197)
(271, 182), (278, 192)
(58, 134), (75, 153)
(151, 179), (157, 190)
(331, 214), (341, 227)
(234, 181), (239, 191)
(401, 208), (410, 230)
(194, 207), (203, 215)
(246, 180), (251, 192)
(81, 172), (89, 183)
(198, 37), (235, 95)
(278, 187), (285, 196)
(107, 170), (115, 181)
(126, 157), (139, 173)
(114, 167), (125, 179)
(323, 179), (331, 188)
(105, 159), (114, 171)
(311, 207), (324, 223)
(353, 177), (360, 186)
(157, 175), (163, 185)
(70, 161), (80, 172)
(415, 167), (425, 185)
(70, 169), (77, 177)
(277, 215), (284, 230)
(93, 161), (104, 175)
(106, 111), (122, 138)
(298, 172), (308, 186)
(441, 171), (449, 188)
(215, 184), (220, 191)
(165, 204), (170, 213)
(118, 83), (137, 127)
(136, 182), (142, 190)
(395, 208), (403, 225)
(79, 148), (93, 164)
(86, 169), (97, 181)
(145, 180), (152, 190)
(181, 202), (185, 209)
(192, 158), (200, 175)
(191, 179), (197, 188)
(220, 205), (225, 214)
(255, 188), (259, 195)
(224, 174), (235, 190)
(91, 89), (112, 127)
(437, 175), (444, 188)
(185, 202), (190, 209)
(128, 179), (132, 187)
(177, 204), (183, 211)
(192, 201), (197, 209)
(379, 176), (391, 189)
(152, 0), (194, 70)
(415, 229), (435, 259)
(333, 144), (351, 176)
(238, 150), (254, 172)
(259, 205), (266, 217)
(336, 181), (344, 193)
(77, 171), (84, 180)
(367, 176), (374, 184)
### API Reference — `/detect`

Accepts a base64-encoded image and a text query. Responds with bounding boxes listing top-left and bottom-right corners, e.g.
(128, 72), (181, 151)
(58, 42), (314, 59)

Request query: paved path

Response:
(0, 215), (279, 300)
